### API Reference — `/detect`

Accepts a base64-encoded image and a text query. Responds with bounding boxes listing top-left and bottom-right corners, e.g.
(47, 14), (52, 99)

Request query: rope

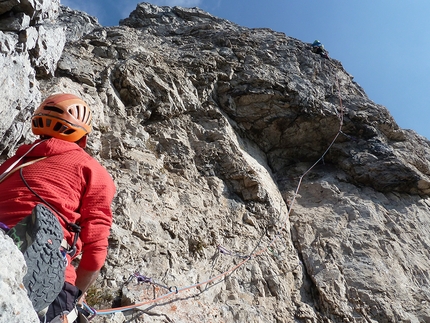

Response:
(19, 160), (82, 256)
(90, 73), (346, 317)
(0, 157), (46, 184)
(0, 139), (48, 183)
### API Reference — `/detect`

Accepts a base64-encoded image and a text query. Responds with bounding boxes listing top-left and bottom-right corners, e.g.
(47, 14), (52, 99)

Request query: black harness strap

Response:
(19, 166), (81, 256)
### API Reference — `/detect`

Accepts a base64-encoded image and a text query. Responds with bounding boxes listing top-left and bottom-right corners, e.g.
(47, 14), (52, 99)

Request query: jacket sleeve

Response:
(78, 160), (116, 271)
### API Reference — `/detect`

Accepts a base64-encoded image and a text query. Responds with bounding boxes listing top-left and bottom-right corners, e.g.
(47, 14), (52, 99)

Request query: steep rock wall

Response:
(0, 231), (39, 322)
(1, 2), (430, 323)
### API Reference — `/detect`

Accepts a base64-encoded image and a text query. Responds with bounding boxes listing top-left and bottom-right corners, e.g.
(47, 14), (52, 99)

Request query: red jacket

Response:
(0, 138), (116, 284)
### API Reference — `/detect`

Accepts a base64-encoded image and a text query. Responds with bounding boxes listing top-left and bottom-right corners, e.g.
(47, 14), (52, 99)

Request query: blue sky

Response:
(61, 0), (430, 139)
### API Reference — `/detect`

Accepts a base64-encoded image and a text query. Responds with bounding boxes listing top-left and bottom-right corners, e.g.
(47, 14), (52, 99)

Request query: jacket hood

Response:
(16, 138), (83, 158)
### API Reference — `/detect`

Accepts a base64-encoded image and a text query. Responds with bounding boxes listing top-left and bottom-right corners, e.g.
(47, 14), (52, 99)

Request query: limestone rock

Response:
(0, 231), (39, 323)
(0, 12), (30, 31)
(0, 0), (20, 16)
(29, 24), (65, 77)
(1, 1), (430, 323)
(0, 0), (74, 155)
(58, 5), (101, 42)
(0, 0), (60, 25)
(0, 30), (38, 155)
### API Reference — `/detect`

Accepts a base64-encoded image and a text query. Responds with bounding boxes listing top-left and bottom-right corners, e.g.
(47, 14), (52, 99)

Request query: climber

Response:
(0, 93), (116, 322)
(311, 39), (329, 59)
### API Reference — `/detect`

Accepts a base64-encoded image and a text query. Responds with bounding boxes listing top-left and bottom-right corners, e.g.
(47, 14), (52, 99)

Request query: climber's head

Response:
(31, 93), (92, 145)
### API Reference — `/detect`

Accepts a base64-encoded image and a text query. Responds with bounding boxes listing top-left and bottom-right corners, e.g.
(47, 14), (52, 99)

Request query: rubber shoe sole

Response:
(8, 204), (66, 312)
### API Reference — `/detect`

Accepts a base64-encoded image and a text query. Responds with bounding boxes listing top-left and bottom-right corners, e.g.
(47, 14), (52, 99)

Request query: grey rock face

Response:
(58, 5), (101, 42)
(0, 0), (20, 16)
(0, 0), (65, 155)
(0, 231), (39, 322)
(1, 1), (430, 323)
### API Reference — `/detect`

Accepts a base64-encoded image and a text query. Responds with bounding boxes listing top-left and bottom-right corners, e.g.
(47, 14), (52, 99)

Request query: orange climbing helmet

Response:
(31, 93), (92, 142)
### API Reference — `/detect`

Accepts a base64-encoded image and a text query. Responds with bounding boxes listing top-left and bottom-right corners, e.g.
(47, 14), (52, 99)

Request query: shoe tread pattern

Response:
(22, 205), (66, 312)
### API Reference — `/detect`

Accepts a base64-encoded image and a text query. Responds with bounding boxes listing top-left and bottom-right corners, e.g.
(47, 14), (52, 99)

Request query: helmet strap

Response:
(76, 135), (88, 148)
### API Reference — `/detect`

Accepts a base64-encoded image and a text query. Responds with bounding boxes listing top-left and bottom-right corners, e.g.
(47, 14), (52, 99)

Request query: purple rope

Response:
(0, 222), (10, 232)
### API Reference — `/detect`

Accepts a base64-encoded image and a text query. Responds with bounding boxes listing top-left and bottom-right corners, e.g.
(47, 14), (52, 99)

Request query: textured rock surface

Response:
(0, 231), (39, 322)
(1, 1), (430, 323)
(0, 0), (63, 156)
